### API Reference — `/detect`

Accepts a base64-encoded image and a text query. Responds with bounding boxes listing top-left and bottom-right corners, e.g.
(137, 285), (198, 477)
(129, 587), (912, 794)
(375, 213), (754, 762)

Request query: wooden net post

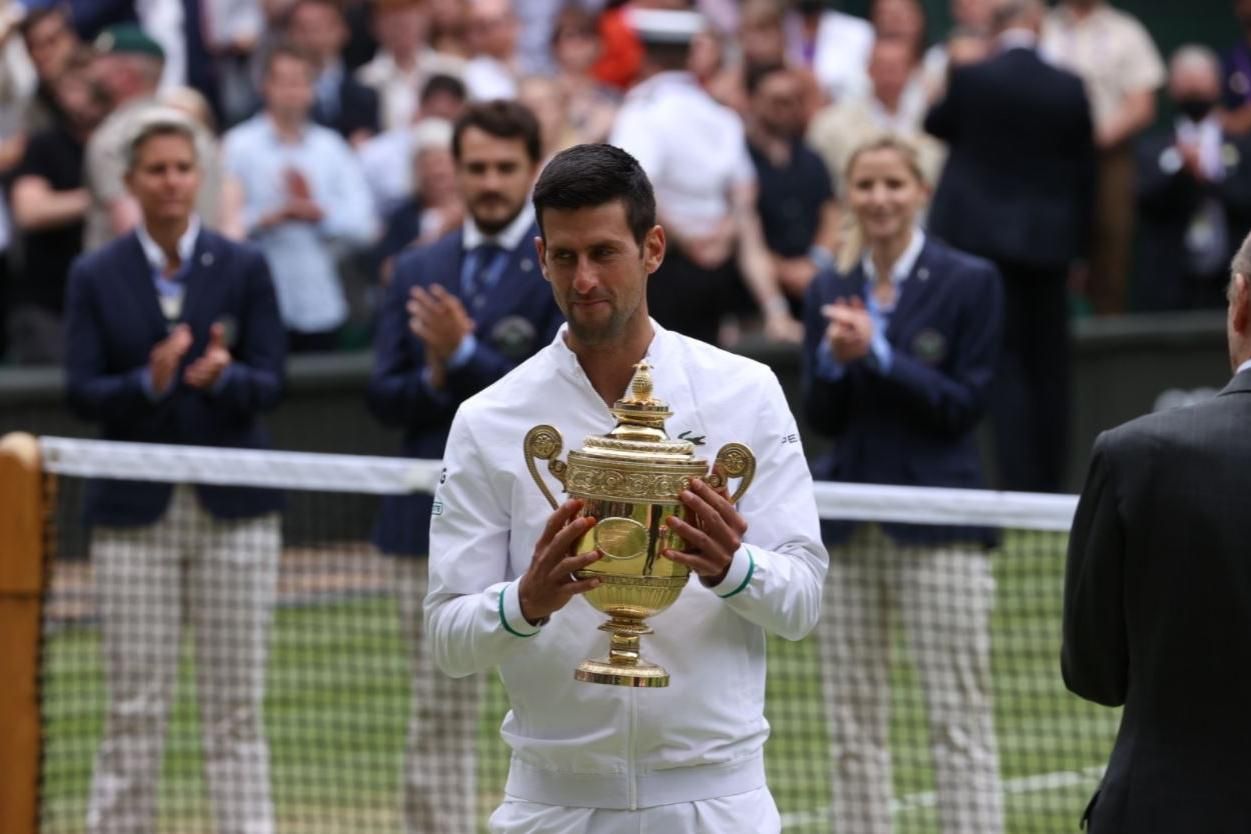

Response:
(0, 432), (45, 834)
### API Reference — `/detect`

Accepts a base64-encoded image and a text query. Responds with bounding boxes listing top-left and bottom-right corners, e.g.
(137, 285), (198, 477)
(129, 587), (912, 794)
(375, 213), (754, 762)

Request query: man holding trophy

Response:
(424, 142), (826, 832)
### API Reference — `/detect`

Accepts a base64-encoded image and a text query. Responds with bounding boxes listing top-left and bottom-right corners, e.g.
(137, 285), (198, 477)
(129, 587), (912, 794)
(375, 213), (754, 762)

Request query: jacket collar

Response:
(1221, 365), (1251, 396)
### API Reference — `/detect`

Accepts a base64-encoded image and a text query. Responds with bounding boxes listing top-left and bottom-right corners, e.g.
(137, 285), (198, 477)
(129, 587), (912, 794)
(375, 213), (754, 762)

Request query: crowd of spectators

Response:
(0, 0), (1244, 367)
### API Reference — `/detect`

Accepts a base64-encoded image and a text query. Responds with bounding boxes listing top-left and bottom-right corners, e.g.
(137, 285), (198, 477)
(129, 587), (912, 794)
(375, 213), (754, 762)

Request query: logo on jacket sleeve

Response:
(911, 328), (947, 364)
(490, 316), (538, 360)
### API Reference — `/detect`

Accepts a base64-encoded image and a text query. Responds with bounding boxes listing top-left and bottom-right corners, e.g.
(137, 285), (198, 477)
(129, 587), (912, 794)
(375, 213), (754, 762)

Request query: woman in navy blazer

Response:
(801, 136), (1005, 834)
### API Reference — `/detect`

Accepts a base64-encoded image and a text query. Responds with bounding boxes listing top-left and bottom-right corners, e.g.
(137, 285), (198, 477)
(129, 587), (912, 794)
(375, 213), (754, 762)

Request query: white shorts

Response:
(488, 786), (781, 834)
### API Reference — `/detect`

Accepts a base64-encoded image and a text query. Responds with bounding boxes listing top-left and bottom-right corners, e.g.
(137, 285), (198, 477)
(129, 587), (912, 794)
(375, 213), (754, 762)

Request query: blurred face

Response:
(374, 5), (428, 60)
(518, 77), (566, 150)
(751, 69), (804, 138)
(420, 88), (465, 121)
(467, 0), (516, 60)
(455, 126), (536, 233)
(24, 13), (76, 81)
(415, 145), (457, 205)
(54, 70), (107, 132)
(1169, 60), (1222, 121)
(687, 31), (722, 80)
(125, 132), (201, 226)
(552, 19), (599, 74)
(873, 0), (924, 41)
(951, 0), (993, 29)
(740, 12), (785, 66)
(869, 41), (913, 105)
(264, 53), (316, 121)
(288, 2), (347, 65)
(536, 201), (663, 348)
(847, 147), (927, 249)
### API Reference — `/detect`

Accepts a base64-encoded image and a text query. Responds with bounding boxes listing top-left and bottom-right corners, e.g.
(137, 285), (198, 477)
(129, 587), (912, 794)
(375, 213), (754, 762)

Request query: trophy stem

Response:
(574, 615), (670, 688)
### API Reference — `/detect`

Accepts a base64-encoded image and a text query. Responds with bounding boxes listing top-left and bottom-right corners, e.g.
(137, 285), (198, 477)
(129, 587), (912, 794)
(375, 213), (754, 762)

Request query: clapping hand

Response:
(407, 283), (475, 362)
(822, 297), (873, 363)
(148, 324), (193, 395)
(184, 322), (233, 389)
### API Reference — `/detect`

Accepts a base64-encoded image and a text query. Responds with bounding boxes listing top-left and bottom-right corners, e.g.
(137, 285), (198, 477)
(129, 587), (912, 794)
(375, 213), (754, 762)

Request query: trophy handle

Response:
(709, 443), (756, 504)
(523, 424), (568, 511)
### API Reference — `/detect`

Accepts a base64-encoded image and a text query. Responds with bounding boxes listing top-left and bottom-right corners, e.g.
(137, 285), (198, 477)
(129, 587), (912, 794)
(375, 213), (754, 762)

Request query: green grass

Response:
(39, 532), (1119, 833)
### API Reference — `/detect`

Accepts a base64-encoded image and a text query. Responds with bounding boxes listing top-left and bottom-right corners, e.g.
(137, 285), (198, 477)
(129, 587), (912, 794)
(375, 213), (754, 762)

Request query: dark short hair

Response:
(263, 41), (317, 78)
(126, 113), (198, 172)
(451, 100), (542, 164)
(20, 6), (70, 40)
(744, 61), (789, 97)
(531, 144), (656, 245)
(420, 73), (467, 107)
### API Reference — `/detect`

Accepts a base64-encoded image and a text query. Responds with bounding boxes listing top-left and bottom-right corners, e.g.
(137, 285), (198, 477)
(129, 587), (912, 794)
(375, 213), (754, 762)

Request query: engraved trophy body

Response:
(523, 361), (755, 687)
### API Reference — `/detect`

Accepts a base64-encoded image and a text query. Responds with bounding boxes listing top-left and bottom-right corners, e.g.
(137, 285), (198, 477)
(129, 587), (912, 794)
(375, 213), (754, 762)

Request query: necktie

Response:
(464, 243), (504, 301)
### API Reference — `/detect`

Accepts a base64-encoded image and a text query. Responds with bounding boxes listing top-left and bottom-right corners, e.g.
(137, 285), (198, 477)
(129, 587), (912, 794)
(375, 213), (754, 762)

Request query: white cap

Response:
(628, 8), (705, 45)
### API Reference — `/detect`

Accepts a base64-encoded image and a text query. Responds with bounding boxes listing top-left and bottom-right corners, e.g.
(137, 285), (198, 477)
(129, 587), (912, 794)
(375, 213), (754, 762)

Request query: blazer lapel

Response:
(1219, 368), (1251, 397)
(178, 230), (213, 328)
(121, 233), (170, 336)
(885, 239), (934, 343)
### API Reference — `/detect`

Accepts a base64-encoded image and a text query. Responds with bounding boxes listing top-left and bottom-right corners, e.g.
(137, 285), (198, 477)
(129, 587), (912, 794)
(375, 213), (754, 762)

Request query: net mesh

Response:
(32, 437), (1117, 834)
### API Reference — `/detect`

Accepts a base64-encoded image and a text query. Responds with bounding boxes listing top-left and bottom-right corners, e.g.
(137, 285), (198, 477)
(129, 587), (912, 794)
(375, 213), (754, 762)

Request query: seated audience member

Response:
(785, 0), (874, 104)
(550, 4), (618, 145)
(18, 5), (82, 133)
(464, 0), (520, 100)
(65, 113), (286, 834)
(223, 44), (377, 352)
(803, 135), (1004, 834)
(7, 63), (104, 364)
(287, 0), (380, 145)
(358, 73), (468, 214)
(374, 117), (462, 281)
(517, 74), (576, 162)
(744, 62), (839, 312)
(1136, 45), (1251, 311)
(808, 37), (944, 195)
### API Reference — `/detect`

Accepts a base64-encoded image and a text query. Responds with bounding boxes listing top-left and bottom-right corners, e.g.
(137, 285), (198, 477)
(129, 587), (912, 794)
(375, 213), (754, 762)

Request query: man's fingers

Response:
(534, 499), (584, 551)
(554, 547), (601, 580)
(542, 515), (596, 569)
(689, 479), (748, 535)
(661, 548), (722, 577)
(665, 514), (715, 554)
(678, 488), (736, 542)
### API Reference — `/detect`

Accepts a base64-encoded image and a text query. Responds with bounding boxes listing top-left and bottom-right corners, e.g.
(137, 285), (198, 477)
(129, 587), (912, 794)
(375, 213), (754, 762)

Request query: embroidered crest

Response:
(490, 316), (538, 361)
(911, 328), (947, 364)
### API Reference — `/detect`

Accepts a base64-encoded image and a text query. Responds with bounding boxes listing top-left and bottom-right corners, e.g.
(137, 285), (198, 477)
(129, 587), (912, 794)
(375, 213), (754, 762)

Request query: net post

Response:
(0, 432), (45, 834)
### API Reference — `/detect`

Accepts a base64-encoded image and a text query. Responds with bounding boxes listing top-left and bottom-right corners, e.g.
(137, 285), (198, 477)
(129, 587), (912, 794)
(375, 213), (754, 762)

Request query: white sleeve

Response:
(609, 105), (663, 185)
(704, 368), (827, 640)
(424, 407), (541, 678)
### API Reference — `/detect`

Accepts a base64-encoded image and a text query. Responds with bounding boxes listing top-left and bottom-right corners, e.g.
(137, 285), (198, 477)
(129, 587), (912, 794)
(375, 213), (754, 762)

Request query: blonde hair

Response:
(837, 134), (928, 273)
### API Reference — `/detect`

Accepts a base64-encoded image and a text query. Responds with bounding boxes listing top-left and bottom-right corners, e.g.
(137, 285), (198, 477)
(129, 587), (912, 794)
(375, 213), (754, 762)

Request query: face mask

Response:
(1176, 97), (1218, 122)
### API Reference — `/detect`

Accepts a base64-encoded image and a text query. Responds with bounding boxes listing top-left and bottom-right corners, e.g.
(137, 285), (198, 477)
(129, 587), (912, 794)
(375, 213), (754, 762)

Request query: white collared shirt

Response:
(861, 227), (926, 289)
(136, 215), (202, 276)
(1237, 358), (1251, 377)
(1176, 114), (1224, 181)
(462, 202), (535, 252)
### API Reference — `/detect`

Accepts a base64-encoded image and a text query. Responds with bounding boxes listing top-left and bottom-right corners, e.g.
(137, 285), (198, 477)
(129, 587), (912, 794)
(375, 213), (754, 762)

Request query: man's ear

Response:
(533, 235), (550, 282)
(643, 224), (666, 275)
(1235, 273), (1251, 333)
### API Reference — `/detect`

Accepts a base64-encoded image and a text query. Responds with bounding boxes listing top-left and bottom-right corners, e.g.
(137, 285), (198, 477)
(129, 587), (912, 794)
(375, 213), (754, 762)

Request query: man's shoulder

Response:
(75, 232), (139, 275)
(454, 344), (560, 424)
(671, 333), (779, 391)
(393, 228), (463, 286)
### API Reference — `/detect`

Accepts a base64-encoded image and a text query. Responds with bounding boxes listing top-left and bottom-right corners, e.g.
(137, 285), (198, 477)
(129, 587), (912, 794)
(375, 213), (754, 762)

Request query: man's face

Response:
(420, 89), (465, 122)
(536, 201), (663, 348)
(455, 126), (536, 234)
(124, 133), (201, 226)
(24, 13), (76, 81)
(264, 54), (315, 121)
(751, 69), (804, 138)
(869, 40), (912, 105)
(1169, 61), (1221, 109)
(374, 5), (428, 59)
(288, 3), (346, 65)
(467, 0), (516, 60)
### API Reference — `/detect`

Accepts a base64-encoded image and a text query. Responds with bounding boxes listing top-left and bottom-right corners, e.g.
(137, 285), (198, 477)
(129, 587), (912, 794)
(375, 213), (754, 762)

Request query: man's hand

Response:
(149, 323), (193, 395)
(184, 322), (233, 389)
(823, 298), (873, 363)
(407, 283), (475, 361)
(1177, 141), (1207, 183)
(664, 479), (749, 587)
(518, 499), (602, 625)
(685, 216), (736, 270)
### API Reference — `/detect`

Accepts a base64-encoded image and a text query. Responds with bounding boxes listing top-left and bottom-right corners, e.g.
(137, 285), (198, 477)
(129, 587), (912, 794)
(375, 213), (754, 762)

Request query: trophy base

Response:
(574, 657), (670, 688)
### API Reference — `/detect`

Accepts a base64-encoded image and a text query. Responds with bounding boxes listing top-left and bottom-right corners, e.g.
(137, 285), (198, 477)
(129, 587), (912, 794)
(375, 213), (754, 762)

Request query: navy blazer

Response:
(802, 236), (1002, 546)
(367, 223), (565, 556)
(64, 229), (286, 526)
(926, 47), (1095, 271)
(312, 74), (379, 140)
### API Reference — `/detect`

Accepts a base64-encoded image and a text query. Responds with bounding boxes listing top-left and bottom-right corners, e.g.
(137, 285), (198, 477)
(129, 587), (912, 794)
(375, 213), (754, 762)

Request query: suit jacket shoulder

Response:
(392, 227), (465, 290)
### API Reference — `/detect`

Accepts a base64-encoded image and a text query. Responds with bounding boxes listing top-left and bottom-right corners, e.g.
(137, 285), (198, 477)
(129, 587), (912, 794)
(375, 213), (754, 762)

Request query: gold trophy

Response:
(523, 361), (756, 687)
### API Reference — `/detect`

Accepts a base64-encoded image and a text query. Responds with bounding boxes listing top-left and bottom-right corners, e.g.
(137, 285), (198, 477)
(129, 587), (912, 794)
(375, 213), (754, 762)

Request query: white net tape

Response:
(38, 436), (1078, 531)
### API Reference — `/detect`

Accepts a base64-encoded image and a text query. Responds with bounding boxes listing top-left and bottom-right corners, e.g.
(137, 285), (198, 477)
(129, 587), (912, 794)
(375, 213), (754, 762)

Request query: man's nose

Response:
(572, 261), (599, 293)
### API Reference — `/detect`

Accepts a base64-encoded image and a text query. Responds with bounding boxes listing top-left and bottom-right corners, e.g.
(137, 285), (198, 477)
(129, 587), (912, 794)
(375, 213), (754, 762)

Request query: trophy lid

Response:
(579, 361), (699, 463)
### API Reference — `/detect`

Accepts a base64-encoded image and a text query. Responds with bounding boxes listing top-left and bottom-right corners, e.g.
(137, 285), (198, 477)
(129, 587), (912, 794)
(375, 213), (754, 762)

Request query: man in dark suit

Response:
(925, 0), (1095, 492)
(1063, 228), (1251, 833)
(287, 0), (379, 145)
(64, 114), (285, 834)
(1136, 44), (1251, 311)
(366, 100), (563, 834)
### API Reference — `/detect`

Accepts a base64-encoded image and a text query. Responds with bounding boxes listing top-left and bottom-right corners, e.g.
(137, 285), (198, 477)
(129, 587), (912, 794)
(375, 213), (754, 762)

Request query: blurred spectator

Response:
(1223, 0), (1251, 135)
(18, 5), (81, 133)
(808, 37), (944, 193)
(927, 0), (1095, 493)
(512, 0), (602, 77)
(871, 0), (925, 62)
(356, 0), (466, 132)
(464, 0), (520, 100)
(222, 44), (377, 351)
(287, 0), (380, 145)
(428, 0), (470, 56)
(610, 7), (800, 345)
(83, 25), (220, 251)
(802, 134), (1004, 834)
(373, 117), (461, 281)
(203, 0), (266, 126)
(737, 0), (822, 120)
(551, 4), (618, 144)
(1042, 0), (1164, 315)
(517, 74), (575, 161)
(1136, 46), (1251, 311)
(921, 0), (993, 102)
(744, 62), (838, 312)
(367, 99), (562, 834)
(688, 21), (741, 110)
(784, 0), (873, 104)
(591, 0), (642, 90)
(6, 61), (103, 365)
(358, 72), (467, 214)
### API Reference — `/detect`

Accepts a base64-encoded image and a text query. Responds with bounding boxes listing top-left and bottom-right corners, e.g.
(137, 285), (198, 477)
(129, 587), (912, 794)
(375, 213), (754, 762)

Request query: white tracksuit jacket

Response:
(425, 321), (827, 810)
